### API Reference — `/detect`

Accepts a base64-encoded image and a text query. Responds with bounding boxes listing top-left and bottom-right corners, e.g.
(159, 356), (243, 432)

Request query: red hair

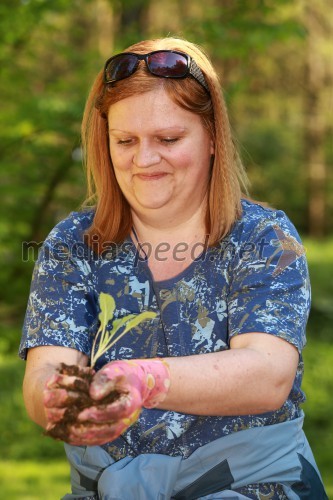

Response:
(82, 37), (248, 249)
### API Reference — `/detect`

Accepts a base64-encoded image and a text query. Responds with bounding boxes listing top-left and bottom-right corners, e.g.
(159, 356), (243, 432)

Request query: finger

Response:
(45, 407), (66, 423)
(67, 410), (141, 446)
(89, 370), (119, 400)
(90, 371), (139, 401)
(62, 365), (94, 376)
(77, 391), (140, 423)
(46, 373), (90, 392)
(43, 388), (80, 408)
(68, 420), (125, 445)
(68, 409), (141, 446)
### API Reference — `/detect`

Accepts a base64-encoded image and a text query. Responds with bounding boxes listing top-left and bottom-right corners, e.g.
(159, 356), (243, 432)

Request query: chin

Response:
(133, 194), (172, 210)
(137, 200), (170, 210)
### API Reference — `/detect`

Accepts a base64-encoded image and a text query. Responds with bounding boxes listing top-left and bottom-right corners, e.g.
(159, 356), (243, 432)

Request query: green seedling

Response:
(90, 292), (157, 367)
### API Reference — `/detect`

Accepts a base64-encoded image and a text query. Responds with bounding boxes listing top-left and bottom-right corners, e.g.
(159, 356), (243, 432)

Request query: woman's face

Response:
(107, 87), (214, 224)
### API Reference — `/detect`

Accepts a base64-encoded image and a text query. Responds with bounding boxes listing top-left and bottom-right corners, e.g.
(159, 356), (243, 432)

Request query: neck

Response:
(130, 204), (209, 282)
(131, 193), (208, 240)
(131, 204), (207, 246)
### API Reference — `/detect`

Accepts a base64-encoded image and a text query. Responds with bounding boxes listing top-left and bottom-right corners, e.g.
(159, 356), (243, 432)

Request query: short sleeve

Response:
(19, 212), (98, 360)
(227, 206), (310, 353)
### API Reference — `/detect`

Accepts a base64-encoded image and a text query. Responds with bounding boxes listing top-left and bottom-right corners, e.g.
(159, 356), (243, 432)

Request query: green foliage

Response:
(0, 1), (332, 496)
(238, 121), (307, 230)
(1, 0), (332, 355)
(0, 356), (64, 460)
(184, 0), (306, 60)
(302, 339), (333, 492)
(301, 238), (333, 490)
(0, 0), (97, 339)
(304, 238), (333, 341)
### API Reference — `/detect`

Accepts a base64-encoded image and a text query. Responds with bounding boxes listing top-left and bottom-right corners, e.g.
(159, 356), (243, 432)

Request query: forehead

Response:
(107, 88), (199, 130)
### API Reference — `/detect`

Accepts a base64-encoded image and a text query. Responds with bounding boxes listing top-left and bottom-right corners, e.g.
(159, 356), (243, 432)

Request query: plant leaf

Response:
(98, 292), (116, 328)
(91, 292), (157, 368)
(118, 311), (157, 336)
(112, 314), (137, 334)
(97, 311), (157, 356)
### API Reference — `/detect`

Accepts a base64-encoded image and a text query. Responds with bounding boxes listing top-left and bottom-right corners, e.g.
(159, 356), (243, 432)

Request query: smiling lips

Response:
(135, 172), (168, 181)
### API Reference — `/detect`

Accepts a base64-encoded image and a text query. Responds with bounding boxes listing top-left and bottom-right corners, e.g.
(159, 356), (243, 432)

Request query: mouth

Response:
(135, 172), (168, 181)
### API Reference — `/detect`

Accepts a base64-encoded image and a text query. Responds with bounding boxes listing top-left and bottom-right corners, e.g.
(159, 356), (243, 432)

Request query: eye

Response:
(116, 138), (133, 145)
(161, 137), (179, 144)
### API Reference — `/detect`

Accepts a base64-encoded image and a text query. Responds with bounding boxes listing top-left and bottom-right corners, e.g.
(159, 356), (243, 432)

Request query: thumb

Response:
(89, 370), (118, 400)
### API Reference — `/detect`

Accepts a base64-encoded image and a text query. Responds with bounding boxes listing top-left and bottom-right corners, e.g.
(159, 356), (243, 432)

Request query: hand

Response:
(68, 358), (170, 446)
(44, 365), (132, 446)
(43, 366), (93, 426)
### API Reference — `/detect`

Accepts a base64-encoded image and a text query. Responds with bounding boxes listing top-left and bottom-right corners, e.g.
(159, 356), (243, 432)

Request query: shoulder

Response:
(45, 209), (95, 247)
(230, 198), (302, 244)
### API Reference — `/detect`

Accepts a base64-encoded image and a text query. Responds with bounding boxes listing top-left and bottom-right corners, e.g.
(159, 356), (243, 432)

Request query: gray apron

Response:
(62, 413), (327, 500)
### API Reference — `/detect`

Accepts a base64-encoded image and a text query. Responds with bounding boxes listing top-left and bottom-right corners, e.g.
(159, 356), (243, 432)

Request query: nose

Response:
(132, 140), (161, 168)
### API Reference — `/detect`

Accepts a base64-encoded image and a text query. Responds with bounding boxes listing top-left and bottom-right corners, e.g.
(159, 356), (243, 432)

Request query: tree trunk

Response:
(303, 4), (332, 237)
(95, 0), (115, 59)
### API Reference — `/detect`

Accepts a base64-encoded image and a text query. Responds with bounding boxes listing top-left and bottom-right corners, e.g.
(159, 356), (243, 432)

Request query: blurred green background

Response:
(0, 0), (332, 498)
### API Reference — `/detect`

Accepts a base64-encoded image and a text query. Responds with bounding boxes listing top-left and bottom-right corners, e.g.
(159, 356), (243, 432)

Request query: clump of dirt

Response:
(45, 363), (120, 442)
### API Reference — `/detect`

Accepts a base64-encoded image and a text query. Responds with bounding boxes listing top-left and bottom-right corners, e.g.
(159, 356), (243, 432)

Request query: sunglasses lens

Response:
(147, 52), (188, 77)
(105, 54), (138, 82)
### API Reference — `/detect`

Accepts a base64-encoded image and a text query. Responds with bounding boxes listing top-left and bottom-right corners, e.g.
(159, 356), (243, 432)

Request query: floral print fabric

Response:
(20, 200), (310, 497)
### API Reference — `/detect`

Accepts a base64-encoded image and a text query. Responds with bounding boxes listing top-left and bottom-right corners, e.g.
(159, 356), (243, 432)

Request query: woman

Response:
(20, 37), (327, 499)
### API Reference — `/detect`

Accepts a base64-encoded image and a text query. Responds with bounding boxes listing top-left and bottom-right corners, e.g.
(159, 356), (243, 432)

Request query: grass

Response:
(1, 236), (332, 498)
(0, 460), (70, 499)
(0, 355), (72, 499)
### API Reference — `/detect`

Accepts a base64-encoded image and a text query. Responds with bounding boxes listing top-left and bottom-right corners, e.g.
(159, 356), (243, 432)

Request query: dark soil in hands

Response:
(44, 363), (120, 442)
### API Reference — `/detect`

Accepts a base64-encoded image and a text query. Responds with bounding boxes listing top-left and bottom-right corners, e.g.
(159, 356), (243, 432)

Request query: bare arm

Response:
(157, 332), (299, 415)
(23, 332), (298, 436)
(23, 346), (89, 428)
(25, 332), (298, 446)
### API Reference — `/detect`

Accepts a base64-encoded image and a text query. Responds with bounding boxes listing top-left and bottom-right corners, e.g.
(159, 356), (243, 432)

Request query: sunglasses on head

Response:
(103, 50), (210, 94)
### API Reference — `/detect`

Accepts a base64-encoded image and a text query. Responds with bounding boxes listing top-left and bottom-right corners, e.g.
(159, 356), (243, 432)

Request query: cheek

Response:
(113, 168), (131, 192)
(175, 153), (192, 170)
(110, 154), (131, 188)
(110, 148), (131, 173)
(176, 147), (210, 178)
(171, 145), (197, 170)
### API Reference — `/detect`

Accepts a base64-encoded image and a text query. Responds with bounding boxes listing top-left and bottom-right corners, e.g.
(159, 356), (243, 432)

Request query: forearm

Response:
(23, 365), (56, 428)
(23, 346), (89, 428)
(157, 337), (297, 416)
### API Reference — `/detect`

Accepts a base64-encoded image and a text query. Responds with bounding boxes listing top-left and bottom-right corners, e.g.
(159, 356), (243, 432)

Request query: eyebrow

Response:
(109, 127), (188, 134)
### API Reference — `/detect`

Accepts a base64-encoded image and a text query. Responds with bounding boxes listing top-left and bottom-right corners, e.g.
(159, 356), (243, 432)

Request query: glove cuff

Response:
(139, 358), (171, 409)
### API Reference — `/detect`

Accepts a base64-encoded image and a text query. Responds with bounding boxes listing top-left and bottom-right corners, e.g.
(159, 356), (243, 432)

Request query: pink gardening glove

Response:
(66, 358), (171, 446)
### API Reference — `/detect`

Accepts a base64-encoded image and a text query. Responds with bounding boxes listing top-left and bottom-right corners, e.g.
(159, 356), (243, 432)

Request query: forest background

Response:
(0, 0), (332, 498)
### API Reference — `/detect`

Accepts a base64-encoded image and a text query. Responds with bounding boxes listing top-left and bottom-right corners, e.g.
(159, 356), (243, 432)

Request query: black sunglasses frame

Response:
(103, 50), (210, 94)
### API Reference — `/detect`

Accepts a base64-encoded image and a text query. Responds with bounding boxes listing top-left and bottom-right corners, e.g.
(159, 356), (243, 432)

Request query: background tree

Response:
(0, 0), (332, 494)
(303, 1), (333, 237)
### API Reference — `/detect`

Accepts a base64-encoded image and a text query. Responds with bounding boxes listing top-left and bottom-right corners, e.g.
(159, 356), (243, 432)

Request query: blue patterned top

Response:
(20, 199), (310, 462)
